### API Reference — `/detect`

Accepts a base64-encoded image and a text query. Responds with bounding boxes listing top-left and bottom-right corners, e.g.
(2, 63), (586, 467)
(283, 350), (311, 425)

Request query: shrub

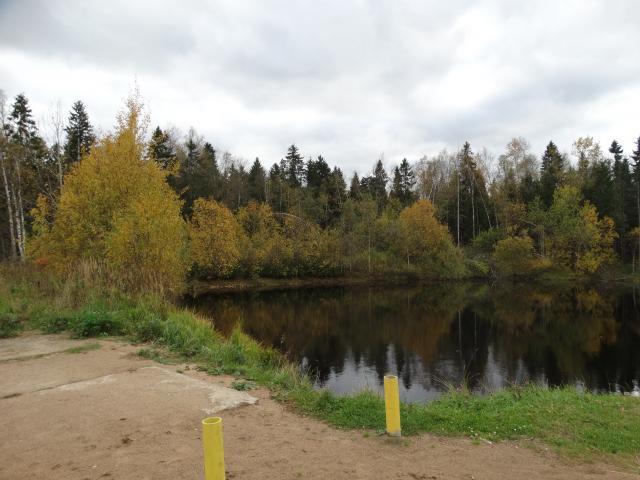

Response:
(0, 305), (20, 338)
(471, 228), (505, 254)
(71, 304), (125, 337)
(494, 236), (537, 276)
(396, 200), (465, 277)
(189, 199), (243, 279)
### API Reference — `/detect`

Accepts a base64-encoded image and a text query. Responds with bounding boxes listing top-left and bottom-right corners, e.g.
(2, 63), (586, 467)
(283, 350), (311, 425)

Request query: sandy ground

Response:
(0, 334), (638, 480)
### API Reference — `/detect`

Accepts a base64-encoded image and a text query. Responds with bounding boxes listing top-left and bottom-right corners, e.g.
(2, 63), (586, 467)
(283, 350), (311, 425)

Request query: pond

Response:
(189, 282), (640, 402)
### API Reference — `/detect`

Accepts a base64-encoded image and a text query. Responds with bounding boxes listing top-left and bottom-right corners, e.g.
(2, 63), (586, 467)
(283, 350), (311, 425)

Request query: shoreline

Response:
(190, 274), (477, 295)
(190, 271), (640, 295)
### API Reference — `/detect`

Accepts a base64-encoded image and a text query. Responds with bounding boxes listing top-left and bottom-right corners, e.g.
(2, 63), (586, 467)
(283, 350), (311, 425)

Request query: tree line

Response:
(1, 90), (640, 288)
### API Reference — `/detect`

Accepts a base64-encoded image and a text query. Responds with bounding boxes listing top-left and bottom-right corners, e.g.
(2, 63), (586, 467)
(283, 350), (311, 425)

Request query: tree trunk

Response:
(0, 150), (17, 260)
(10, 183), (22, 259)
(14, 153), (26, 260)
(456, 165), (460, 246)
(637, 183), (640, 268)
(471, 178), (476, 239)
(368, 226), (371, 274)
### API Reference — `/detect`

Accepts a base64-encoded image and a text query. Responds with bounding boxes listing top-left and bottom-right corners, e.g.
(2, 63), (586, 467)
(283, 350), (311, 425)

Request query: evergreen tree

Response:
(267, 163), (285, 212)
(63, 100), (95, 163)
(199, 142), (220, 200)
(583, 159), (615, 222)
(609, 140), (624, 162)
(611, 148), (635, 253)
(284, 144), (304, 187)
(369, 159), (388, 211)
(4, 93), (42, 259)
(349, 173), (361, 200)
(306, 155), (331, 193)
(8, 93), (37, 146)
(447, 142), (493, 244)
(149, 126), (175, 169)
(391, 166), (402, 202)
(183, 130), (200, 175)
(390, 158), (416, 207)
(224, 162), (248, 210)
(540, 141), (565, 208)
(326, 167), (346, 225)
(632, 136), (640, 233)
(247, 157), (266, 202)
(632, 136), (640, 171)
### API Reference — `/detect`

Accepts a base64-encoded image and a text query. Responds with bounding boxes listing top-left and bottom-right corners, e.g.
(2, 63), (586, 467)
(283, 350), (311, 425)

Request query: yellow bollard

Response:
(202, 417), (225, 480)
(384, 374), (401, 437)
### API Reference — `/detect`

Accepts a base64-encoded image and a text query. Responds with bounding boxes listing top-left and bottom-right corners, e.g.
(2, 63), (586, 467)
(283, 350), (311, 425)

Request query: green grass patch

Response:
(0, 303), (21, 338)
(231, 380), (257, 391)
(137, 347), (176, 365)
(65, 342), (102, 354)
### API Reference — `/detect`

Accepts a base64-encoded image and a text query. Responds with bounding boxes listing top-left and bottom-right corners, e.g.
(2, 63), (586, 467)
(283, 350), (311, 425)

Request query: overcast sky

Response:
(1, 0), (639, 174)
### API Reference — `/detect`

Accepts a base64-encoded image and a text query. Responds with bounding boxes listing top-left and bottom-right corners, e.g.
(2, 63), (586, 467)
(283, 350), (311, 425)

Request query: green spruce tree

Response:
(540, 141), (565, 208)
(247, 157), (266, 202)
(63, 100), (95, 164)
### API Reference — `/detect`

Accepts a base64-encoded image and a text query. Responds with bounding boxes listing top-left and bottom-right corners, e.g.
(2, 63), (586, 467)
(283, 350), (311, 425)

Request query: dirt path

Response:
(0, 334), (637, 480)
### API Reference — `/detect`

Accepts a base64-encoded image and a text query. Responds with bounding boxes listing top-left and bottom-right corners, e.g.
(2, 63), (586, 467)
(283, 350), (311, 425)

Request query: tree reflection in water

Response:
(190, 283), (640, 402)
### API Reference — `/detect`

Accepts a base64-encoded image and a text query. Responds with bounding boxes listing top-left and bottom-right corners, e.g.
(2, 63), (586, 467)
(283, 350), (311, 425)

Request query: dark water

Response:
(190, 282), (640, 402)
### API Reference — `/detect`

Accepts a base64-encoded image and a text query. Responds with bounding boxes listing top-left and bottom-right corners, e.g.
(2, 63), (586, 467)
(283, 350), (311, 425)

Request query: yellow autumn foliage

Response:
(396, 199), (464, 276)
(188, 198), (243, 278)
(28, 95), (188, 294)
(494, 235), (538, 276)
(546, 186), (617, 274)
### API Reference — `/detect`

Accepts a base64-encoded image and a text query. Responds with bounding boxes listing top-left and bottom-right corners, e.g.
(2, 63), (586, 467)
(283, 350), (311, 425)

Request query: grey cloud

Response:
(1, 0), (639, 174)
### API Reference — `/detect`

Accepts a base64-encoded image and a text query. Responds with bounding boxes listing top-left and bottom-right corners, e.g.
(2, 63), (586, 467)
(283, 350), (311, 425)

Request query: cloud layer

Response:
(1, 0), (639, 174)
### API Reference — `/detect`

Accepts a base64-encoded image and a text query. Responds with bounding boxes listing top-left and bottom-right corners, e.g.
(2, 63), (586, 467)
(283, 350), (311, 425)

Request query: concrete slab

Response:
(37, 365), (257, 414)
(0, 339), (151, 397)
(0, 334), (95, 361)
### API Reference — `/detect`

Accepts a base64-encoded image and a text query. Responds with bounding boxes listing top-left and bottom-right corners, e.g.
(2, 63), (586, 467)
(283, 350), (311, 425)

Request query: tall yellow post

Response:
(202, 417), (225, 480)
(384, 374), (401, 437)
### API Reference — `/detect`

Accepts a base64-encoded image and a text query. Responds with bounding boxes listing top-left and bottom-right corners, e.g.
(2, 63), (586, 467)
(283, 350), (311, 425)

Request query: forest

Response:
(1, 89), (640, 291)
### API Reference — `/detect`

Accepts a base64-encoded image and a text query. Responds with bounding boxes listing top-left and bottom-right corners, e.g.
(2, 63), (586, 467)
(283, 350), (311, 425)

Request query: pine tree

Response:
(391, 166), (402, 202)
(390, 158), (416, 207)
(540, 141), (565, 208)
(450, 142), (492, 243)
(369, 159), (388, 211)
(247, 158), (266, 202)
(609, 140), (624, 162)
(268, 163), (285, 212)
(149, 126), (175, 169)
(326, 166), (346, 225)
(183, 130), (200, 175)
(632, 136), (640, 235)
(610, 140), (635, 256)
(306, 155), (331, 193)
(200, 142), (220, 200)
(8, 93), (36, 146)
(349, 173), (361, 200)
(284, 144), (304, 187)
(583, 159), (615, 222)
(63, 100), (95, 163)
(632, 136), (640, 172)
(6, 93), (41, 259)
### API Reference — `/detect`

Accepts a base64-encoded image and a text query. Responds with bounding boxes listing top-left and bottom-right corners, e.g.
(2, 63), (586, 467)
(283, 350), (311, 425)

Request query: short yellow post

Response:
(202, 417), (225, 480)
(384, 374), (401, 437)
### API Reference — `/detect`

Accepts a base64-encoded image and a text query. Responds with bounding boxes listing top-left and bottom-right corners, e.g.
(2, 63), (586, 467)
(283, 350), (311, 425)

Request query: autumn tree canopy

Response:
(28, 94), (188, 293)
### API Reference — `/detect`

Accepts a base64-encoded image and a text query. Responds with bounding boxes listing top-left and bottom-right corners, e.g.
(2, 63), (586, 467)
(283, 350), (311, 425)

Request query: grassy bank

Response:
(1, 266), (639, 465)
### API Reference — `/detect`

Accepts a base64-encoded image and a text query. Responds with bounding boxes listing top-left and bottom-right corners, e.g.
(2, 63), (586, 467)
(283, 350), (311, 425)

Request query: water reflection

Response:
(189, 283), (640, 402)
